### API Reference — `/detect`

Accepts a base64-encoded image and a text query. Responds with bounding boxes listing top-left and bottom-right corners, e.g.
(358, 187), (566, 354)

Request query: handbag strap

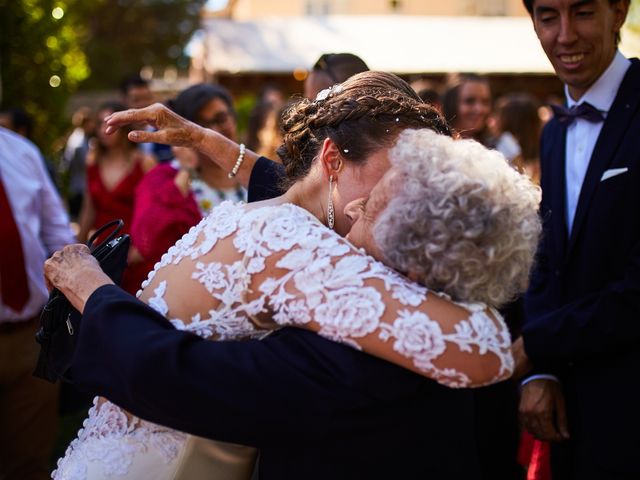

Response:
(88, 219), (124, 259)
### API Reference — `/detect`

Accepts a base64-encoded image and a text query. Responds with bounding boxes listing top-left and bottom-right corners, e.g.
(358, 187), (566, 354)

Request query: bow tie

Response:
(551, 102), (604, 126)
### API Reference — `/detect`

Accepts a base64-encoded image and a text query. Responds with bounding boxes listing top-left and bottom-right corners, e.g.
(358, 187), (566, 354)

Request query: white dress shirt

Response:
(0, 127), (76, 322)
(564, 51), (631, 234)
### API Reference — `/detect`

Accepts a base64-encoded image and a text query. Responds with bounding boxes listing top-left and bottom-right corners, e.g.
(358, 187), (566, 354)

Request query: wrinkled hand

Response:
(104, 103), (203, 148)
(44, 244), (114, 313)
(519, 379), (570, 442)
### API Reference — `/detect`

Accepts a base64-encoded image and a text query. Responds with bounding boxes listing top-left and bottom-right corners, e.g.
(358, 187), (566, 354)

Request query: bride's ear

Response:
(319, 137), (344, 179)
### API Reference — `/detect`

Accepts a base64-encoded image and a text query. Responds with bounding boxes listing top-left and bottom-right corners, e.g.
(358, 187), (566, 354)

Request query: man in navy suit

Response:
(513, 1), (638, 478)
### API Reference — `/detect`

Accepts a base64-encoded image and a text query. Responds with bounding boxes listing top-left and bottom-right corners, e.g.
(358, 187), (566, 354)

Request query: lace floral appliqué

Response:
(57, 201), (514, 479)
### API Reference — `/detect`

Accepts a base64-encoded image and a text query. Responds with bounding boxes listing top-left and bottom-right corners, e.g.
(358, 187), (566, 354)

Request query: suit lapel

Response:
(566, 59), (640, 257)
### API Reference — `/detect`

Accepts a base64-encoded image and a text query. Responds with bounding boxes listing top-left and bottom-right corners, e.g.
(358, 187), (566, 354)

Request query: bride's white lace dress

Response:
(53, 201), (514, 480)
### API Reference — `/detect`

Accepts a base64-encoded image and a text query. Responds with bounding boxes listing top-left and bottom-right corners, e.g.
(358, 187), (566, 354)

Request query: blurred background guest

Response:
(303, 52), (369, 99)
(60, 107), (96, 220)
(258, 83), (285, 108)
(245, 99), (284, 160)
(492, 93), (542, 184)
(77, 101), (155, 293)
(120, 73), (173, 163)
(0, 106), (58, 183)
(131, 83), (244, 284)
(0, 106), (34, 139)
(442, 74), (494, 146)
(169, 83), (246, 214)
(417, 87), (443, 112)
(0, 126), (75, 480)
(119, 74), (153, 110)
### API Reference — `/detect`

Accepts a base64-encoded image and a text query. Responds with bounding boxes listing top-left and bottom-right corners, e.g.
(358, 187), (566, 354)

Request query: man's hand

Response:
(519, 378), (570, 442)
(512, 336), (533, 379)
(44, 244), (114, 313)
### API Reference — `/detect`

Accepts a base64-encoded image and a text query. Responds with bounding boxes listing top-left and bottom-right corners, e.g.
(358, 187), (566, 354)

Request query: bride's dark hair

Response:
(277, 71), (451, 183)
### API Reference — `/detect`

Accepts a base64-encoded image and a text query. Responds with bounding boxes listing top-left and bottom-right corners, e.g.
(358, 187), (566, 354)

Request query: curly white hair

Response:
(373, 129), (542, 307)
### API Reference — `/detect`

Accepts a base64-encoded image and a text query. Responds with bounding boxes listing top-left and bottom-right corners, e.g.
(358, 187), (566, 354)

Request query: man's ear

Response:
(318, 137), (343, 179)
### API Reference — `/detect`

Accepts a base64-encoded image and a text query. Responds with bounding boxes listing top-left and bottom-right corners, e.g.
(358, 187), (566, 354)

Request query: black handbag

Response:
(34, 220), (130, 383)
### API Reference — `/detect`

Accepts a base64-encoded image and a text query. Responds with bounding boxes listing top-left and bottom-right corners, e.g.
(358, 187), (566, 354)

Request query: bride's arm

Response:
(243, 228), (513, 388)
(150, 204), (514, 388)
(46, 206), (512, 389)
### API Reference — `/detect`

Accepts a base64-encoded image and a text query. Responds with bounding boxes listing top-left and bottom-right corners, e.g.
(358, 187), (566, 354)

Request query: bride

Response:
(47, 73), (541, 479)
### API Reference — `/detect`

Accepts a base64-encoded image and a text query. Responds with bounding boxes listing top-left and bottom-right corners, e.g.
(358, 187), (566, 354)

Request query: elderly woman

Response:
(48, 73), (540, 480)
(349, 129), (540, 307)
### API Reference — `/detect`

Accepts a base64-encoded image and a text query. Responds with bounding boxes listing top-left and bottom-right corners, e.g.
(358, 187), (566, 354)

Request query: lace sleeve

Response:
(243, 204), (514, 388)
(136, 202), (513, 387)
(136, 201), (267, 341)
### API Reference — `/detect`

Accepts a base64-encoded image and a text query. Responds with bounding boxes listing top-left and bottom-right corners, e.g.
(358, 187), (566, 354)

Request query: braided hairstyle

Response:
(277, 71), (451, 184)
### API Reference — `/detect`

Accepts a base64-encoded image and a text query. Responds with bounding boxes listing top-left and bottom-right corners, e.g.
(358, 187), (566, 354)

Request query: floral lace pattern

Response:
(136, 201), (512, 385)
(52, 399), (186, 480)
(55, 201), (513, 478)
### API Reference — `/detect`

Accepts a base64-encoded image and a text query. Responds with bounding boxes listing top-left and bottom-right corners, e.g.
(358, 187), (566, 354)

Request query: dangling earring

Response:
(327, 175), (335, 229)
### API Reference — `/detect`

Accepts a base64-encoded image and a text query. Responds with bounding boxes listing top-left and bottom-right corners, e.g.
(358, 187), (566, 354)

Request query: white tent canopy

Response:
(191, 15), (557, 75)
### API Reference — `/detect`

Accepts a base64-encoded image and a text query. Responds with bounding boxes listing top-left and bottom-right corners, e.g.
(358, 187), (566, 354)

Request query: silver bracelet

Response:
(228, 143), (246, 178)
(520, 374), (560, 387)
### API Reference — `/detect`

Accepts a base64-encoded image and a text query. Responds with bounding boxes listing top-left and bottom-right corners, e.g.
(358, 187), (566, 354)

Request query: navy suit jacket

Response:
(72, 285), (481, 479)
(247, 157), (285, 203)
(523, 58), (640, 472)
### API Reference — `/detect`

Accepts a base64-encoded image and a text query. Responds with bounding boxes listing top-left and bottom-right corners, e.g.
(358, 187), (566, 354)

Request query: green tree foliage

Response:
(81, 0), (205, 90)
(0, 0), (205, 158)
(0, 0), (90, 157)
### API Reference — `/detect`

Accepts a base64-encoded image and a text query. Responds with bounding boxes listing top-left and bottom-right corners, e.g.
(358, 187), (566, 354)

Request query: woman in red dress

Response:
(78, 101), (155, 294)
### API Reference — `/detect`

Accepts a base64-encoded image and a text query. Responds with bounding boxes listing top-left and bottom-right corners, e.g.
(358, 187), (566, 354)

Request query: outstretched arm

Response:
(176, 203), (514, 387)
(246, 239), (513, 388)
(104, 103), (259, 187)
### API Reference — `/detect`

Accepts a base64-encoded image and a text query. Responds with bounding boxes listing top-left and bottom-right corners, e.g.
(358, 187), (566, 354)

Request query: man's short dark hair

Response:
(0, 107), (34, 139)
(523, 0), (625, 14)
(119, 74), (150, 96)
(312, 53), (369, 84)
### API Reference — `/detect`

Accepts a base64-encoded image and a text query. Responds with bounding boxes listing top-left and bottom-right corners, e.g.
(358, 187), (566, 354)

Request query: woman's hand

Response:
(104, 103), (204, 149)
(106, 102), (258, 188)
(44, 244), (114, 313)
